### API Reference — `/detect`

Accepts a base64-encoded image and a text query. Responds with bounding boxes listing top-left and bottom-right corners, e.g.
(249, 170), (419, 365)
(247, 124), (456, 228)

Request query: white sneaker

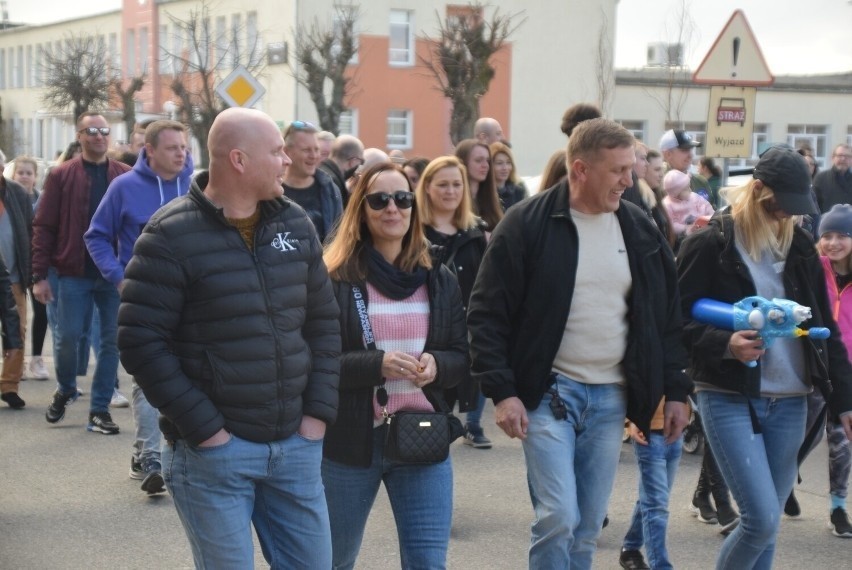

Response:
(27, 356), (50, 380)
(110, 388), (130, 408)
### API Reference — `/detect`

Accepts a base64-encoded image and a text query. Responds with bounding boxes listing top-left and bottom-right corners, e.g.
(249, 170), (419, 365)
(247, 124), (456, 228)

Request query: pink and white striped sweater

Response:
(367, 283), (434, 424)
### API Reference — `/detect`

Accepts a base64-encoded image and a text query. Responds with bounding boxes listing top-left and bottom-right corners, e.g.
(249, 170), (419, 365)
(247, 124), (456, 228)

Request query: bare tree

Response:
(162, 0), (265, 167)
(421, 3), (524, 145)
(594, 7), (614, 115)
(111, 74), (146, 138)
(646, 0), (699, 125)
(41, 33), (112, 122)
(291, 5), (358, 134)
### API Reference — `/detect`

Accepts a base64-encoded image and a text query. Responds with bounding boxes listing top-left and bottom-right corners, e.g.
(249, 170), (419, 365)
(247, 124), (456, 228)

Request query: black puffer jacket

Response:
(678, 213), (852, 417)
(0, 177), (33, 283)
(323, 265), (469, 467)
(118, 182), (341, 445)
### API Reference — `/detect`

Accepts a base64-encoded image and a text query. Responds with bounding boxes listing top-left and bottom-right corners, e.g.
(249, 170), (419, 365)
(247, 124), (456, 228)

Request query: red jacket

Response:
(32, 157), (130, 278)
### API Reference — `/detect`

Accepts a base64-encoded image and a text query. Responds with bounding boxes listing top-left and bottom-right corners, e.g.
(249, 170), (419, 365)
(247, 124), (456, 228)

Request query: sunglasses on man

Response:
(78, 127), (111, 136)
(364, 191), (415, 211)
(283, 120), (317, 139)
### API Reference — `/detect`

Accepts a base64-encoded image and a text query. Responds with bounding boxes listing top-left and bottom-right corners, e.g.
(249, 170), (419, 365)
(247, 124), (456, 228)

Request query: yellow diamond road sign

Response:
(216, 65), (265, 108)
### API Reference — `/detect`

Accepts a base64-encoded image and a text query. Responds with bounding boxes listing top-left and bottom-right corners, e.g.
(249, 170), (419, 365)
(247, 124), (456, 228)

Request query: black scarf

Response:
(365, 245), (427, 300)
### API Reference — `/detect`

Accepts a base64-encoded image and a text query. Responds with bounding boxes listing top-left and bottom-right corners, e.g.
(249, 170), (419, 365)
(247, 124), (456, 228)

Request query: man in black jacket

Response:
(467, 118), (691, 568)
(118, 108), (341, 568)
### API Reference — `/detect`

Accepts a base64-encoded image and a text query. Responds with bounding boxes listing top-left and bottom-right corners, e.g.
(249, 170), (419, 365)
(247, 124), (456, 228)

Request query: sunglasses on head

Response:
(364, 191), (415, 211)
(78, 127), (111, 136)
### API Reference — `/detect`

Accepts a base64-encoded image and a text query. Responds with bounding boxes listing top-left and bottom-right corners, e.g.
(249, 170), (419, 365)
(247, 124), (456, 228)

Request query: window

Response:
(34, 44), (43, 87)
(215, 16), (227, 69)
(247, 12), (261, 67)
(0, 48), (5, 89)
(108, 33), (120, 76)
(171, 26), (183, 74)
(231, 14), (242, 68)
(139, 27), (149, 74)
(618, 120), (645, 142)
(728, 124), (769, 169)
(159, 25), (170, 73)
(338, 109), (358, 136)
(14, 46), (22, 88)
(389, 10), (413, 65)
(847, 126), (852, 148)
(26, 45), (33, 88)
(126, 29), (136, 77)
(387, 110), (412, 149)
(787, 124), (828, 168)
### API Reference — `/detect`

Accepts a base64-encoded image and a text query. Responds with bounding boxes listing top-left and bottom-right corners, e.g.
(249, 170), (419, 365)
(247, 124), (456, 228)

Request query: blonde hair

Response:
(323, 162), (432, 282)
(723, 179), (796, 262)
(416, 156), (477, 231)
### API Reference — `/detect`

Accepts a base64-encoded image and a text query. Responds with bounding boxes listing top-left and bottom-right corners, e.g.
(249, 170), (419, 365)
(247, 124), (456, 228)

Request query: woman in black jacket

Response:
(322, 162), (469, 570)
(677, 146), (852, 569)
(416, 155), (491, 448)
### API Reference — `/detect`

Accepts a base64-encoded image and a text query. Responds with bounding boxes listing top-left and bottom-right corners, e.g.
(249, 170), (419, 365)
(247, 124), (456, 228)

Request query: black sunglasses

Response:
(78, 127), (111, 136)
(364, 191), (415, 210)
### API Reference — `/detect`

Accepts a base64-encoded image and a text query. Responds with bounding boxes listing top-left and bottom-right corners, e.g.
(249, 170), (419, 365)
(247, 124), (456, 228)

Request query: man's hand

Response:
(33, 279), (53, 304)
(663, 401), (690, 444)
(197, 428), (231, 448)
(840, 413), (852, 442)
(628, 422), (648, 446)
(495, 397), (528, 440)
(298, 415), (326, 441)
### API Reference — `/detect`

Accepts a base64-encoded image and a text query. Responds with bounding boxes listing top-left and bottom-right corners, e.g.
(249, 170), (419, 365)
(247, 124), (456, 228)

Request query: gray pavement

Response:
(2, 355), (850, 569)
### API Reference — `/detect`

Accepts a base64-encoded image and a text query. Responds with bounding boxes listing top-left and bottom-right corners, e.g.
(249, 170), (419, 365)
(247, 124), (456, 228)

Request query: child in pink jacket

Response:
(662, 170), (714, 239)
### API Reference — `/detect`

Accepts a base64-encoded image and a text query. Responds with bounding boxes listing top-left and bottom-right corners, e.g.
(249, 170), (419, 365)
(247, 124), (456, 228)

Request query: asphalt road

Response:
(2, 356), (850, 569)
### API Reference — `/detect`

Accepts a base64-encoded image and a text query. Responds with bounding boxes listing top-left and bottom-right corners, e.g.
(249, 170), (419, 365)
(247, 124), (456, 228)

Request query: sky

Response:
(4, 0), (852, 75)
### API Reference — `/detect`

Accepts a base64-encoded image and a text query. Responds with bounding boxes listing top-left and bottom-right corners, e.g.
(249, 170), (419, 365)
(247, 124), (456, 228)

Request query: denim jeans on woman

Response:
(622, 432), (683, 570)
(322, 424), (453, 570)
(698, 390), (807, 570)
(162, 431), (331, 568)
(523, 373), (627, 569)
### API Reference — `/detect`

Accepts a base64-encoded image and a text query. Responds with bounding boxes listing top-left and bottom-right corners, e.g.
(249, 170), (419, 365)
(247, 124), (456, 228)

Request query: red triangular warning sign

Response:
(692, 10), (774, 86)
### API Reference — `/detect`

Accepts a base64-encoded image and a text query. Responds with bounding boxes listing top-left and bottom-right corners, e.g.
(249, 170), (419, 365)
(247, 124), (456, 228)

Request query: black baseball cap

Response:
(752, 145), (817, 215)
(660, 129), (702, 151)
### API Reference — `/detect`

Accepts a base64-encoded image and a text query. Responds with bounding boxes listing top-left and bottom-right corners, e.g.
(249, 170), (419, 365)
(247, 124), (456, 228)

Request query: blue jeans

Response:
(53, 276), (119, 413)
(162, 432), (331, 569)
(698, 391), (806, 570)
(322, 425), (453, 570)
(622, 432), (683, 570)
(466, 392), (486, 430)
(522, 373), (627, 569)
(131, 379), (161, 464)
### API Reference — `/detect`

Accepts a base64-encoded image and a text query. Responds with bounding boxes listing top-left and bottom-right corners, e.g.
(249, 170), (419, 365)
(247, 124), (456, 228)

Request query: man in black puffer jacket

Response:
(118, 108), (341, 569)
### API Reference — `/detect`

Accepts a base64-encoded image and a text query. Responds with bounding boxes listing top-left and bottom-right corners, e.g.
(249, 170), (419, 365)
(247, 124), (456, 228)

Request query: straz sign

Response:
(716, 98), (746, 127)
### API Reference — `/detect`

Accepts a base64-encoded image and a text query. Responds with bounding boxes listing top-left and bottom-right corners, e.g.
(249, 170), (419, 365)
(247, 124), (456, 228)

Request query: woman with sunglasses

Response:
(454, 139), (503, 230)
(322, 162), (469, 569)
(415, 156), (491, 447)
(677, 146), (852, 569)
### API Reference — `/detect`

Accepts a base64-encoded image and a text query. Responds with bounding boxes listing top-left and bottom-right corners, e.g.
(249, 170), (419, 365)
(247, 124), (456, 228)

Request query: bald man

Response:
(474, 117), (504, 145)
(118, 108), (341, 568)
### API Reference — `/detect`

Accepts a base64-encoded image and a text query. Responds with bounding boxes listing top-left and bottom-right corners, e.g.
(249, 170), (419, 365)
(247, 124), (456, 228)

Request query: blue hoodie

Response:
(85, 147), (194, 286)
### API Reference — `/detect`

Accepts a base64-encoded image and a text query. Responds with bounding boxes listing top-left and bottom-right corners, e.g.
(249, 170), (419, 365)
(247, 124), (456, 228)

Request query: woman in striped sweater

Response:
(321, 161), (469, 570)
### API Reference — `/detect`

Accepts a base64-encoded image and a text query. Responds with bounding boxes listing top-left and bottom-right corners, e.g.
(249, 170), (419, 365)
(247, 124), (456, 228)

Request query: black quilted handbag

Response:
(384, 410), (452, 465)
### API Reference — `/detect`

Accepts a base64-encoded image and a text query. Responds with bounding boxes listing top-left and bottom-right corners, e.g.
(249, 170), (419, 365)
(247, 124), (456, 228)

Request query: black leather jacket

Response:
(324, 264), (469, 467)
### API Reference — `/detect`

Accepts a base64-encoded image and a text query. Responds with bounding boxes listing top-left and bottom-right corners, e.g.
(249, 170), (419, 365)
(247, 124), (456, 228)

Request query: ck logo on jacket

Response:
(271, 232), (299, 252)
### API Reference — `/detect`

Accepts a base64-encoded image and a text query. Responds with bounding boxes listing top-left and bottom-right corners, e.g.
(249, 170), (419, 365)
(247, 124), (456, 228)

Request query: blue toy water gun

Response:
(692, 296), (830, 368)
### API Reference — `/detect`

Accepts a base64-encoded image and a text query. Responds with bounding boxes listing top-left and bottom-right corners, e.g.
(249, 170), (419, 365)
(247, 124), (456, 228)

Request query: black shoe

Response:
(46, 389), (79, 423)
(691, 491), (718, 524)
(602, 515), (609, 529)
(1, 392), (25, 409)
(716, 501), (740, 534)
(141, 460), (165, 495)
(129, 456), (144, 480)
(87, 412), (120, 435)
(619, 549), (650, 570)
(830, 507), (852, 538)
(784, 491), (801, 518)
(462, 424), (492, 449)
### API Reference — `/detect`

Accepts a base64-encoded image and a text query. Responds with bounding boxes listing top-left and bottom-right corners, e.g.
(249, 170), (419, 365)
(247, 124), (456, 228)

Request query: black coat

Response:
(0, 177), (32, 283)
(118, 183), (341, 445)
(467, 182), (692, 437)
(0, 256), (22, 350)
(323, 265), (469, 467)
(677, 214), (852, 418)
